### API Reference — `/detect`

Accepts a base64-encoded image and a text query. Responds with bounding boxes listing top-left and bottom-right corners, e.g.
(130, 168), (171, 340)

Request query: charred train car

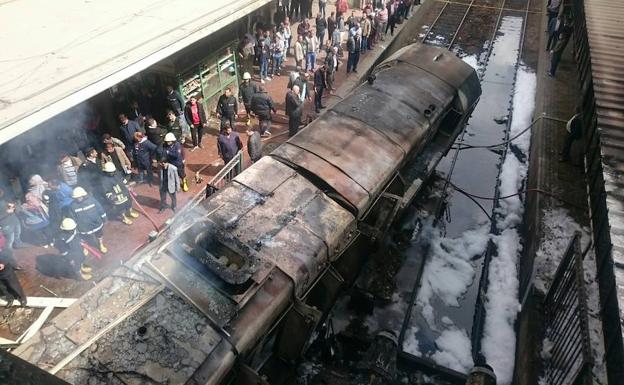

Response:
(14, 43), (480, 385)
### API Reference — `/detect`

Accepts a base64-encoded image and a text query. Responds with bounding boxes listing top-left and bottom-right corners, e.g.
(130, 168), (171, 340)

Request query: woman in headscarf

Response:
(28, 175), (49, 201)
(19, 193), (53, 248)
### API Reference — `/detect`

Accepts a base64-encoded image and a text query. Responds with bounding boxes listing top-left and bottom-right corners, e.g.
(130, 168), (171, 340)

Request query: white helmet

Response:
(243, 72), (252, 80)
(102, 162), (116, 173)
(164, 132), (176, 142)
(60, 218), (77, 231)
(72, 187), (88, 199)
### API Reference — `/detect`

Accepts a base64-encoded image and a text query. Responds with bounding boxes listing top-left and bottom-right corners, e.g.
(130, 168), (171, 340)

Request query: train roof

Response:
(273, 43), (480, 218)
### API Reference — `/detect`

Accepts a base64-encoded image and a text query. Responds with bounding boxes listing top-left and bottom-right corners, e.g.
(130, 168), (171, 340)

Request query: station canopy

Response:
(0, 0), (270, 145)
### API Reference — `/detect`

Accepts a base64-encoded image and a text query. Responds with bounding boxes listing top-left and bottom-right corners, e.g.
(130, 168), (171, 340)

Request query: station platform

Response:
(515, 3), (606, 384)
(0, 2), (415, 343)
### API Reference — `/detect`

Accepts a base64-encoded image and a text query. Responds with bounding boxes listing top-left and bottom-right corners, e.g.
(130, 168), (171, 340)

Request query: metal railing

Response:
(205, 150), (244, 198)
(542, 232), (592, 385)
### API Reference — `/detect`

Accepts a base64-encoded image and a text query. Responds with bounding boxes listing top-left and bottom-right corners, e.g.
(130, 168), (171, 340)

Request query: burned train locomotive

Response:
(14, 43), (481, 385)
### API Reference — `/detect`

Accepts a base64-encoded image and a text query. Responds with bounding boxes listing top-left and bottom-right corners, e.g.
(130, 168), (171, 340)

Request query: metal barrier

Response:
(542, 232), (592, 385)
(205, 151), (244, 198)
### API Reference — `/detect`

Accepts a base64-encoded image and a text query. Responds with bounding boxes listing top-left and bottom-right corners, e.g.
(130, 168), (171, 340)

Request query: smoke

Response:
(0, 101), (99, 197)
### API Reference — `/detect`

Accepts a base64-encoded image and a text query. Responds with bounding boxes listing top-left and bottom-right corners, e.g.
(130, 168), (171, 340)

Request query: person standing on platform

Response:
(217, 123), (243, 165)
(43, 179), (74, 233)
(314, 64), (328, 113)
(78, 148), (102, 196)
(57, 153), (82, 187)
(325, 46), (338, 92)
(251, 86), (277, 137)
(286, 85), (304, 137)
(216, 88), (239, 132)
(560, 107), (583, 163)
(132, 132), (157, 186)
(185, 95), (208, 150)
(118, 113), (142, 151)
(145, 118), (166, 147)
(546, 15), (563, 51)
(100, 142), (132, 176)
(69, 187), (107, 254)
(316, 13), (328, 50)
(305, 30), (319, 72)
(547, 20), (572, 77)
(295, 35), (305, 70)
(164, 110), (186, 144)
(327, 11), (337, 47)
(0, 250), (26, 307)
(101, 162), (139, 225)
(336, 0), (349, 20)
(165, 85), (186, 122)
(158, 162), (180, 213)
(57, 218), (92, 281)
(160, 133), (188, 192)
(239, 73), (258, 126)
(246, 129), (263, 163)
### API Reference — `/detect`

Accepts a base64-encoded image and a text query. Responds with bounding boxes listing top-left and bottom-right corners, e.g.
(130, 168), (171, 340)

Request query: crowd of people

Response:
(0, 0), (417, 306)
(236, 0), (416, 138)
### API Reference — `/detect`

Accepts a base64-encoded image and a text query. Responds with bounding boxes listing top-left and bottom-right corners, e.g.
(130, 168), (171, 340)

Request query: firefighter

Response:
(58, 218), (92, 281)
(160, 133), (187, 192)
(101, 162), (139, 225)
(69, 187), (108, 253)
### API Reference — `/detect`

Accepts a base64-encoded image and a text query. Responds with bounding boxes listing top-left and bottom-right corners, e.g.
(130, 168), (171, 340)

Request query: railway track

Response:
(399, 0), (535, 370)
(422, 1), (475, 48)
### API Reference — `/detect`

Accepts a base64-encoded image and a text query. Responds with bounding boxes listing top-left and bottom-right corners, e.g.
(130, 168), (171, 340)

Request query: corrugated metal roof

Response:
(0, 0), (271, 145)
(582, 0), (624, 381)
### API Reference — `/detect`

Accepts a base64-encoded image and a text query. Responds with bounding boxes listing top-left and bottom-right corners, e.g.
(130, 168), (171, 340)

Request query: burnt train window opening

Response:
(193, 232), (244, 272)
(437, 108), (463, 137)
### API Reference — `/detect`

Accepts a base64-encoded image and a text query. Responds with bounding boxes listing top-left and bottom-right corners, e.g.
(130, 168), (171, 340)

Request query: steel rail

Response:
(422, 0), (476, 49)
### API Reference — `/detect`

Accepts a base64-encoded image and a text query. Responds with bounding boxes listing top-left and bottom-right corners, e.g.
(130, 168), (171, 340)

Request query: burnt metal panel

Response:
(200, 183), (263, 230)
(233, 156), (298, 196)
(298, 193), (357, 261)
(378, 43), (481, 112)
(288, 111), (405, 200)
(572, 0), (624, 383)
(272, 142), (371, 214)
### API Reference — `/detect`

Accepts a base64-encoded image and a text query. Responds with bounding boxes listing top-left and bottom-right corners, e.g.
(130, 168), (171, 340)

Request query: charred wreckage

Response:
(11, 44), (481, 385)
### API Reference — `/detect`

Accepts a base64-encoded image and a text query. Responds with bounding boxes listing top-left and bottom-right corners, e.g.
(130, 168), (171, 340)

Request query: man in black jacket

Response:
(285, 85), (304, 137)
(184, 95), (208, 149)
(246, 129), (263, 163)
(251, 86), (277, 137)
(78, 147), (103, 197)
(217, 123), (244, 165)
(217, 88), (239, 131)
(0, 250), (26, 307)
(165, 85), (185, 118)
(314, 64), (328, 113)
(118, 113), (142, 150)
(239, 73), (257, 126)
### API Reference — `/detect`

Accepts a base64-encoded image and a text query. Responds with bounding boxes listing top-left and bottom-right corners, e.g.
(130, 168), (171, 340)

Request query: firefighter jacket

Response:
(57, 230), (85, 267)
(69, 196), (107, 235)
(101, 174), (130, 206)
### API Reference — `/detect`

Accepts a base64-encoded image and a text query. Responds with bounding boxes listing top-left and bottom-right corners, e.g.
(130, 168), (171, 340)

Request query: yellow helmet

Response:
(102, 162), (116, 173)
(72, 187), (88, 199)
(60, 218), (77, 231)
